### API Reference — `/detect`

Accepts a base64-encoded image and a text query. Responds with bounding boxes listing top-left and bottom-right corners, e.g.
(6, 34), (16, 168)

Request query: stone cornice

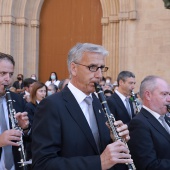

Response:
(101, 17), (109, 25)
(109, 15), (119, 23)
(0, 16), (40, 28)
(102, 10), (137, 25)
(30, 20), (40, 28)
(1, 15), (16, 24)
(16, 18), (29, 26)
(119, 11), (137, 21)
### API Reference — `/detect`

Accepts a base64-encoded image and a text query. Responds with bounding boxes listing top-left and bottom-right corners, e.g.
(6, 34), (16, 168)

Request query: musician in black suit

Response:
(0, 52), (29, 170)
(128, 75), (170, 170)
(31, 43), (133, 170)
(107, 71), (136, 125)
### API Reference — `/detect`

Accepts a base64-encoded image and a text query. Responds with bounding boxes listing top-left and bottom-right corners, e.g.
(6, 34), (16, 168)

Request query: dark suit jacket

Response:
(0, 92), (26, 170)
(26, 102), (37, 125)
(32, 86), (128, 170)
(107, 92), (135, 125)
(128, 108), (170, 170)
(25, 102), (37, 160)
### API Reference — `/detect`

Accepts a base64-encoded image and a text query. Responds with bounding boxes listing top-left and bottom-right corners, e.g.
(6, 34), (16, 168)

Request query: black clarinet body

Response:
(95, 83), (136, 170)
(5, 86), (27, 170)
(131, 91), (141, 114)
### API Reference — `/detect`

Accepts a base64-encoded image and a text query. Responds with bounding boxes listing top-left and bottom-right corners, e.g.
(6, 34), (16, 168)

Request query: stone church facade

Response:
(0, 0), (169, 90)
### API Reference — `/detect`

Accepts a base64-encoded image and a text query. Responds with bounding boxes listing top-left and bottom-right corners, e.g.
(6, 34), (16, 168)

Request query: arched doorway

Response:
(39, 0), (102, 83)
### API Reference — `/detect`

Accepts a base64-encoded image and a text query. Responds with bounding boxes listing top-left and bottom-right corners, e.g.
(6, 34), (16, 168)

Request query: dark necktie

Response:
(84, 96), (100, 150)
(125, 98), (132, 119)
(159, 115), (170, 134)
(0, 97), (14, 169)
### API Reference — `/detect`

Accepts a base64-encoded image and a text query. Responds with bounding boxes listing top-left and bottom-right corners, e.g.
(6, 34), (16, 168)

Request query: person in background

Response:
(107, 71), (136, 125)
(30, 74), (37, 80)
(99, 76), (106, 90)
(31, 43), (132, 170)
(58, 78), (70, 91)
(25, 81), (47, 163)
(104, 89), (113, 98)
(47, 84), (58, 96)
(45, 72), (60, 87)
(105, 76), (112, 84)
(12, 73), (24, 93)
(128, 75), (170, 170)
(103, 83), (113, 92)
(0, 52), (30, 170)
(20, 78), (37, 102)
(112, 81), (118, 92)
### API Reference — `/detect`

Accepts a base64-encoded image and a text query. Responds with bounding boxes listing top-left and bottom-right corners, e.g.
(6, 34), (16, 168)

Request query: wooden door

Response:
(39, 0), (102, 83)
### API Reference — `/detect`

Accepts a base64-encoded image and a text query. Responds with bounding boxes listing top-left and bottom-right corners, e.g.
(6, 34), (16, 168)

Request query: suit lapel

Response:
(113, 93), (131, 119)
(142, 108), (170, 142)
(62, 87), (99, 153)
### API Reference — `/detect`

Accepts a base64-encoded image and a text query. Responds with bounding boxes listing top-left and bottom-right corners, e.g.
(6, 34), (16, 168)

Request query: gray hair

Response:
(139, 75), (161, 100)
(67, 43), (109, 75)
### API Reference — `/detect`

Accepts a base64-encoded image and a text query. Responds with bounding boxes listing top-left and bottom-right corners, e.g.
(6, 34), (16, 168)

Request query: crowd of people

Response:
(0, 42), (170, 170)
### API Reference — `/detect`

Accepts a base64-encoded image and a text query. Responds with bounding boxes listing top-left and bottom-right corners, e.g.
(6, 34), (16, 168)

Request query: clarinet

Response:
(5, 86), (27, 170)
(131, 91), (141, 114)
(94, 83), (136, 170)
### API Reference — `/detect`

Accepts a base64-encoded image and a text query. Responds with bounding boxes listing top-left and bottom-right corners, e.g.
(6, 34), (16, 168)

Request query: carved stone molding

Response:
(109, 15), (119, 23)
(101, 17), (109, 25)
(16, 18), (29, 27)
(0, 0), (44, 78)
(30, 20), (40, 28)
(100, 0), (137, 79)
(1, 16), (16, 25)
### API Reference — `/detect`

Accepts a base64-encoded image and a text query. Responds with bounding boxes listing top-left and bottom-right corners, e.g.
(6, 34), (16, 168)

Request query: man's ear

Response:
(145, 91), (151, 100)
(119, 80), (124, 86)
(70, 62), (77, 76)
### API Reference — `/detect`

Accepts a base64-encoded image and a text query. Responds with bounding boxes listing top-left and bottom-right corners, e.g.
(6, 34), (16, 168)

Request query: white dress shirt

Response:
(67, 82), (92, 126)
(45, 80), (60, 87)
(115, 90), (132, 112)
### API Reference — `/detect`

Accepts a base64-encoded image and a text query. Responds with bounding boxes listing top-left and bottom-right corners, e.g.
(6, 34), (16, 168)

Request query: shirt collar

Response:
(68, 82), (92, 105)
(143, 105), (161, 120)
(115, 89), (126, 101)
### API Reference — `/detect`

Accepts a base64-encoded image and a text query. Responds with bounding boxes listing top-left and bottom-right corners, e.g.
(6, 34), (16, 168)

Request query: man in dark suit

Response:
(0, 52), (30, 170)
(32, 43), (133, 170)
(128, 75), (170, 170)
(107, 71), (136, 125)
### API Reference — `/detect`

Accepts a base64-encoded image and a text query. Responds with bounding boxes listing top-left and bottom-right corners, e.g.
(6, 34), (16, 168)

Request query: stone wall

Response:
(0, 0), (169, 91)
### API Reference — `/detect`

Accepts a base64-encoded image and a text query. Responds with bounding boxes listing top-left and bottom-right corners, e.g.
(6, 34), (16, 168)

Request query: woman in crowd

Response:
(45, 72), (60, 87)
(25, 82), (47, 163)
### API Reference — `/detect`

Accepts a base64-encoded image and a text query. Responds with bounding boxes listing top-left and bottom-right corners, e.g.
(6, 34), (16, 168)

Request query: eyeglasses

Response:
(74, 62), (108, 72)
